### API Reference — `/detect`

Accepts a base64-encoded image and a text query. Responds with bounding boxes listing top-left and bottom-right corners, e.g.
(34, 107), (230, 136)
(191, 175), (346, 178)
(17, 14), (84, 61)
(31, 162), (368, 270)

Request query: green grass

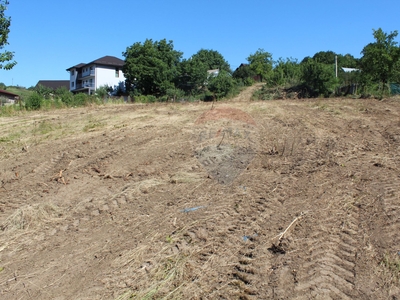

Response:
(381, 253), (400, 282)
(0, 131), (22, 143)
(6, 86), (34, 100)
(83, 116), (106, 132)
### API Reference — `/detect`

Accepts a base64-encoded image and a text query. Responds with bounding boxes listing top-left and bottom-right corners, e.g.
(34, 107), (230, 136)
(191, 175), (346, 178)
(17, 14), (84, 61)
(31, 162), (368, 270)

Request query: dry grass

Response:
(1, 202), (62, 232)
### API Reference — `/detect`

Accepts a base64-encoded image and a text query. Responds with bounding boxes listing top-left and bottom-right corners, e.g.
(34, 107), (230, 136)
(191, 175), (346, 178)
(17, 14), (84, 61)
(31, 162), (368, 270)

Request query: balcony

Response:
(75, 83), (95, 90)
(77, 70), (95, 79)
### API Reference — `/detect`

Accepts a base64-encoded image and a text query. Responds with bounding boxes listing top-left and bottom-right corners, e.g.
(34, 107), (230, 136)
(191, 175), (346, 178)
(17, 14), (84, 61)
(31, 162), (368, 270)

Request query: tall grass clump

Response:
(0, 104), (17, 116)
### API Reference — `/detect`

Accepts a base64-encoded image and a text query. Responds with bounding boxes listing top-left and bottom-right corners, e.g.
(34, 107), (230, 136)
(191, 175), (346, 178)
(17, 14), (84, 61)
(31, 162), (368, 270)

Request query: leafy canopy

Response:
(247, 49), (273, 82)
(177, 49), (230, 94)
(300, 58), (337, 97)
(360, 28), (400, 87)
(191, 49), (230, 72)
(208, 70), (234, 99)
(0, 0), (16, 70)
(123, 39), (182, 96)
(270, 58), (301, 87)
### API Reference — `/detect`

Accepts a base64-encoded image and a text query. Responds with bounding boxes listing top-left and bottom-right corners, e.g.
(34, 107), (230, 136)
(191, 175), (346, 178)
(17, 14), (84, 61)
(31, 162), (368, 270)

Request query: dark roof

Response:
(66, 56), (124, 71)
(66, 63), (85, 71)
(36, 80), (70, 90)
(0, 89), (19, 98)
(89, 56), (124, 67)
(235, 63), (249, 71)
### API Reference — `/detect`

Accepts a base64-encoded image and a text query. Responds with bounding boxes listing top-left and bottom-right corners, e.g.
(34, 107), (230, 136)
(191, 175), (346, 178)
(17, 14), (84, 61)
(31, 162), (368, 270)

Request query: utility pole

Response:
(335, 56), (338, 78)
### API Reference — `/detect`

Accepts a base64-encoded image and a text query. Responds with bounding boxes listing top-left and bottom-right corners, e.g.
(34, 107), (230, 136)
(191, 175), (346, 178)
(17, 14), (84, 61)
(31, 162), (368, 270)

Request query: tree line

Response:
(122, 28), (400, 101)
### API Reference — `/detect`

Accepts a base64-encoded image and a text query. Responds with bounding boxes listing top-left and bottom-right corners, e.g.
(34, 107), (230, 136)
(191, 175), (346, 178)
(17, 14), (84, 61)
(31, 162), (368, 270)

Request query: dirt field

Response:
(0, 86), (400, 299)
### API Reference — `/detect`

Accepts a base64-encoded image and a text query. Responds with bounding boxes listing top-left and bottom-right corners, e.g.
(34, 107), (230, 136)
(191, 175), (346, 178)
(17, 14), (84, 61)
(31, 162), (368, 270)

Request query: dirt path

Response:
(0, 93), (399, 299)
(231, 82), (263, 101)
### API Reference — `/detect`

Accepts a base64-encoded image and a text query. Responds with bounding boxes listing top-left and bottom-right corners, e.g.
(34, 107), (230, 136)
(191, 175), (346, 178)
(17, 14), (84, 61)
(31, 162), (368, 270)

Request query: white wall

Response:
(95, 65), (126, 91)
(69, 68), (77, 91)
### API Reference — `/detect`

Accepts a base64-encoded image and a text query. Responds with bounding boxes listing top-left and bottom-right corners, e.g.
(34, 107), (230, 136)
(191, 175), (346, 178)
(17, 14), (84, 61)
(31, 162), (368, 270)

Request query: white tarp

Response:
(342, 67), (359, 73)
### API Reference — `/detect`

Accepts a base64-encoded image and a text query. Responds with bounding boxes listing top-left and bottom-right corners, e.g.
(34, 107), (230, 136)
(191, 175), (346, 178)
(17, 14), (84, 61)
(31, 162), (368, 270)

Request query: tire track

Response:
(32, 152), (65, 175)
(293, 210), (359, 299)
(370, 170), (400, 252)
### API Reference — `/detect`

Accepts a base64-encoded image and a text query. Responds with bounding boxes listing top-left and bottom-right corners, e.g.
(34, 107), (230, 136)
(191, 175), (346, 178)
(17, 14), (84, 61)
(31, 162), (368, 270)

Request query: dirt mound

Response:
(192, 107), (259, 184)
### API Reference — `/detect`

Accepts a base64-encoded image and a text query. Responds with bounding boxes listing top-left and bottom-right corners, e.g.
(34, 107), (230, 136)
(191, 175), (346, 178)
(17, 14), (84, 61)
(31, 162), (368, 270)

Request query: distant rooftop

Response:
(36, 80), (70, 90)
(0, 89), (19, 99)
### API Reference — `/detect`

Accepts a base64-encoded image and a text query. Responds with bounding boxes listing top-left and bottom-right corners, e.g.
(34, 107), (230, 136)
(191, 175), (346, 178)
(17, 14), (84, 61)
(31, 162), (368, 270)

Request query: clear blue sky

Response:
(1, 0), (399, 88)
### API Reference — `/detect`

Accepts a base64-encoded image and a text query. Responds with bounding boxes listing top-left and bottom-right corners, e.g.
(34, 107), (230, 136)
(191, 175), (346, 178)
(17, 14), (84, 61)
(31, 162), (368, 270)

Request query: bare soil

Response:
(0, 88), (400, 299)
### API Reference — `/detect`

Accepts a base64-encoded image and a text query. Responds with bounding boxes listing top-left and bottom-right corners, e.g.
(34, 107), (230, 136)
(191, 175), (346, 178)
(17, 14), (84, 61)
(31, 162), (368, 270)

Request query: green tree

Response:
(208, 70), (235, 99)
(55, 87), (74, 106)
(34, 84), (53, 99)
(360, 28), (400, 94)
(190, 49), (230, 72)
(247, 49), (273, 82)
(312, 51), (336, 65)
(177, 49), (230, 94)
(307, 51), (358, 69)
(271, 58), (301, 87)
(0, 0), (16, 70)
(232, 64), (256, 85)
(176, 57), (208, 93)
(300, 58), (337, 97)
(338, 53), (359, 69)
(25, 92), (43, 110)
(95, 85), (112, 100)
(123, 39), (182, 96)
(166, 87), (184, 102)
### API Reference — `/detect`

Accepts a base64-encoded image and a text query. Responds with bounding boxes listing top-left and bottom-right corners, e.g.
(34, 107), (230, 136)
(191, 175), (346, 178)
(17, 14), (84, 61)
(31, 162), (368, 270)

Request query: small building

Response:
(233, 64), (261, 82)
(66, 56), (126, 95)
(207, 69), (220, 78)
(36, 80), (70, 91)
(0, 89), (19, 105)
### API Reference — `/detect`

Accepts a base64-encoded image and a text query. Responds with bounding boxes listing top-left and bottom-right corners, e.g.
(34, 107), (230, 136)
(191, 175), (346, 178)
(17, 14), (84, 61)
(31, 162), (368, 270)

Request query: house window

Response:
(71, 70), (74, 76)
(71, 82), (74, 88)
(115, 68), (119, 78)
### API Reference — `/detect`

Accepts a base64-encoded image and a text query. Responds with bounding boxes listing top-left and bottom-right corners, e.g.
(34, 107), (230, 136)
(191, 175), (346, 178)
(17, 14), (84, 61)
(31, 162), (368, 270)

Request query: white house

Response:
(66, 56), (126, 95)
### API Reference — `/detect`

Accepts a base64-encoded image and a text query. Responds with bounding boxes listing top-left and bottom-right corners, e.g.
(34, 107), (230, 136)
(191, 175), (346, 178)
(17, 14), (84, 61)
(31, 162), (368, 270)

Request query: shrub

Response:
(25, 93), (43, 110)
(243, 77), (255, 86)
(166, 88), (185, 102)
(0, 104), (17, 116)
(74, 93), (89, 106)
(60, 92), (74, 106)
(35, 84), (53, 99)
(208, 70), (235, 99)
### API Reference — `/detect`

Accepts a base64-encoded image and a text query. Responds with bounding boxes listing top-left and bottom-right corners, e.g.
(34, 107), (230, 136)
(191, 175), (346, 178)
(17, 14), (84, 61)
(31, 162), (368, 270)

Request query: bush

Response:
(300, 59), (338, 97)
(60, 92), (74, 106)
(25, 93), (43, 110)
(35, 84), (53, 99)
(243, 77), (255, 86)
(166, 88), (185, 102)
(0, 104), (17, 116)
(133, 94), (157, 103)
(74, 93), (89, 106)
(208, 70), (235, 99)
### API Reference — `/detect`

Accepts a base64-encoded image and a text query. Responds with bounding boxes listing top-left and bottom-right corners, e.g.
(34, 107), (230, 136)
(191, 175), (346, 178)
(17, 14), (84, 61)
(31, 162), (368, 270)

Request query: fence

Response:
(390, 83), (400, 95)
